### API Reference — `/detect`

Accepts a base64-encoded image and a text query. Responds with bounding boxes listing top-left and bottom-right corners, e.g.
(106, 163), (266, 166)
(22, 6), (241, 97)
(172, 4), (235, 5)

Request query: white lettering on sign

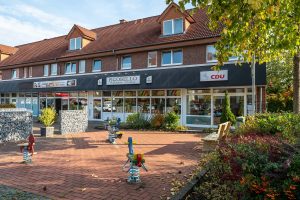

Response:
(200, 70), (228, 82)
(106, 76), (140, 85)
(33, 79), (77, 88)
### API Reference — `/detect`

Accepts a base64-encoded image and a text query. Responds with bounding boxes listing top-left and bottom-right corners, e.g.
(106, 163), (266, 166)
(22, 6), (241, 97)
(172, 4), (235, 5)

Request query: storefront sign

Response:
(200, 70), (228, 82)
(106, 76), (140, 85)
(33, 79), (77, 88)
(146, 76), (152, 84)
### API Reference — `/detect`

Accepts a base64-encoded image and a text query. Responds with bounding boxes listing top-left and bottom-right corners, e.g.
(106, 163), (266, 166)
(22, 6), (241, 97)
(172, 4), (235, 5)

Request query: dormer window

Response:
(163, 18), (183, 35)
(69, 37), (82, 50)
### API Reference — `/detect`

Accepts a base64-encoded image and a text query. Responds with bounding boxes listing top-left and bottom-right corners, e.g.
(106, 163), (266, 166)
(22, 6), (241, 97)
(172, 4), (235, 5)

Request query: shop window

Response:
(78, 91), (88, 97)
(69, 98), (78, 110)
(148, 51), (157, 67)
(93, 60), (101, 72)
(103, 91), (111, 97)
(70, 37), (82, 50)
(93, 99), (102, 119)
(213, 88), (244, 93)
(103, 98), (113, 112)
(113, 98), (124, 113)
(65, 62), (76, 74)
(43, 65), (49, 76)
(24, 67), (28, 78)
(138, 98), (150, 113)
(125, 98), (136, 113)
(122, 56), (131, 70)
(186, 95), (211, 125)
(162, 50), (182, 66)
(69, 92), (78, 97)
(167, 90), (181, 96)
(78, 97), (87, 110)
(188, 89), (211, 94)
(112, 91), (123, 97)
(94, 91), (102, 97)
(152, 90), (165, 96)
(138, 90), (150, 96)
(29, 67), (32, 77)
(79, 60), (86, 73)
(51, 63), (58, 76)
(163, 18), (183, 35)
(151, 98), (165, 114)
(124, 91), (136, 97)
(167, 98), (181, 114)
(230, 96), (245, 117)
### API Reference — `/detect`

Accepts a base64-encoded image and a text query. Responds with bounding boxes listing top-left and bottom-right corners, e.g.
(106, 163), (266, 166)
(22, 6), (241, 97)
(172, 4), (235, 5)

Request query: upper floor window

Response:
(69, 37), (82, 50)
(24, 67), (28, 78)
(163, 18), (183, 35)
(122, 56), (132, 70)
(43, 65), (49, 76)
(79, 60), (86, 73)
(51, 63), (58, 76)
(206, 45), (239, 62)
(29, 67), (32, 77)
(65, 62), (76, 74)
(11, 69), (17, 79)
(162, 50), (183, 66)
(148, 51), (157, 67)
(93, 60), (101, 72)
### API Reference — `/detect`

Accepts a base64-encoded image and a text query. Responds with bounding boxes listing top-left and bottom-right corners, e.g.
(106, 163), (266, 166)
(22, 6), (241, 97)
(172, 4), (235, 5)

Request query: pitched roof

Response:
(0, 44), (18, 55)
(0, 8), (221, 68)
(157, 2), (195, 23)
(66, 24), (97, 41)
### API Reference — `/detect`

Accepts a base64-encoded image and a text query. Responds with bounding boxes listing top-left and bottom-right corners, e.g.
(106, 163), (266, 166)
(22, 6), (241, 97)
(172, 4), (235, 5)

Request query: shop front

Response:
(0, 63), (266, 127)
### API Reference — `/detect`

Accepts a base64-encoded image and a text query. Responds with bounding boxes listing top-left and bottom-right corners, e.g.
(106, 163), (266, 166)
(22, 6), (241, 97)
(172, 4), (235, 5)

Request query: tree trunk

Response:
(293, 52), (300, 113)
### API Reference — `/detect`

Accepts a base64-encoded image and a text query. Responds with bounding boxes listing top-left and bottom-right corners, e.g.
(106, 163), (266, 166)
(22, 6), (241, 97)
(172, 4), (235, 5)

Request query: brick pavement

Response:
(0, 130), (204, 200)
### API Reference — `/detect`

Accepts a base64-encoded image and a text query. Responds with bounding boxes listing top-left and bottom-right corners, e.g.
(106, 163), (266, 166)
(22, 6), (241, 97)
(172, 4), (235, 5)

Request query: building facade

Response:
(0, 3), (266, 127)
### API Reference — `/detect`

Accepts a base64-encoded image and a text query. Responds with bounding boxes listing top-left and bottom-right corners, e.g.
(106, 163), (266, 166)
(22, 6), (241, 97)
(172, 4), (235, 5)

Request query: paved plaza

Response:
(0, 129), (204, 200)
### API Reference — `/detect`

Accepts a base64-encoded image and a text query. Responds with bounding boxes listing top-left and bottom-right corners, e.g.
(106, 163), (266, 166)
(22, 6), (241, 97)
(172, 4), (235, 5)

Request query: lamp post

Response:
(251, 54), (256, 114)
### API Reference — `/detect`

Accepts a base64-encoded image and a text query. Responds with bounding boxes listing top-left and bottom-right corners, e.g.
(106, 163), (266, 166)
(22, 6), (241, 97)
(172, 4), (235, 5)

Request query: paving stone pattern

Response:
(0, 109), (32, 143)
(59, 110), (88, 134)
(0, 185), (50, 200)
(0, 130), (204, 200)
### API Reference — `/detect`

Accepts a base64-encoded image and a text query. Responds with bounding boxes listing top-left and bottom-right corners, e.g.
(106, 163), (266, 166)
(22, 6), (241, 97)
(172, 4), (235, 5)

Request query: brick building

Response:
(0, 3), (266, 127)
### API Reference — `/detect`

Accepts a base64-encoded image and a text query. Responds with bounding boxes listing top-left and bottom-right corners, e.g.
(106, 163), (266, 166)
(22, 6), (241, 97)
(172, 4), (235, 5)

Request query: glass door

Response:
(213, 96), (225, 125)
(93, 99), (102, 120)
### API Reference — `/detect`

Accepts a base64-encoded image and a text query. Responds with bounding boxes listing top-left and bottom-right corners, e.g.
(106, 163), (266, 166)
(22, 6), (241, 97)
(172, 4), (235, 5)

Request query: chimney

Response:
(119, 19), (127, 24)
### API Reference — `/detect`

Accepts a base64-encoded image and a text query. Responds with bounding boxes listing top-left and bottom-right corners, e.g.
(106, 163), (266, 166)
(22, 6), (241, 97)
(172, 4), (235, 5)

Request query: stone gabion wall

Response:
(59, 110), (88, 134)
(0, 109), (33, 143)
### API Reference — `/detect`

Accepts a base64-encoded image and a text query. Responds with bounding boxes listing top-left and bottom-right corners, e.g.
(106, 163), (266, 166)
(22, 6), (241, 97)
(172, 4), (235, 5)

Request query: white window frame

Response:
(148, 51), (157, 67)
(65, 62), (76, 74)
(92, 59), (102, 72)
(43, 65), (49, 77)
(50, 63), (58, 76)
(121, 56), (132, 70)
(163, 18), (184, 36)
(79, 60), (86, 73)
(11, 69), (17, 79)
(69, 37), (82, 50)
(161, 49), (183, 66)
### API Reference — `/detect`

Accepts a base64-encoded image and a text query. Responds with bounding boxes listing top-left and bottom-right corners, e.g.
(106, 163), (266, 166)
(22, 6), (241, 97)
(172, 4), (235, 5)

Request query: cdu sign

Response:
(200, 70), (228, 82)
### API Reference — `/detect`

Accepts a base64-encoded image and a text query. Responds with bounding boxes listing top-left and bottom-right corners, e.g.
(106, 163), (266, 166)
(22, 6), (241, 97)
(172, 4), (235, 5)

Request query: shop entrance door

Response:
(55, 99), (62, 115)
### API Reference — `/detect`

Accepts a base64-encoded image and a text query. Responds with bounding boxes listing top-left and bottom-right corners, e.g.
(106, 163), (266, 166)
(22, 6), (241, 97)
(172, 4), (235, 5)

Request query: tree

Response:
(170, 0), (300, 113)
(220, 91), (236, 124)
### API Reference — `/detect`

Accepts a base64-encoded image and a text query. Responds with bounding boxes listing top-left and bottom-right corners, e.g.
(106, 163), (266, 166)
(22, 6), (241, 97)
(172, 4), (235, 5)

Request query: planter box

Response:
(40, 127), (54, 137)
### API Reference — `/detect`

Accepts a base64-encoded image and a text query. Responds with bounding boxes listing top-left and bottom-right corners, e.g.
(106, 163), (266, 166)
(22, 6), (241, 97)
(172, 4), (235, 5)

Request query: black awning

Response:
(0, 63), (266, 93)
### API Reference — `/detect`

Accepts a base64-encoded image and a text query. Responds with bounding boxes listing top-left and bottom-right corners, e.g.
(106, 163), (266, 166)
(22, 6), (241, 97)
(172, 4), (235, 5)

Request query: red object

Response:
(20, 134), (35, 155)
(136, 154), (142, 167)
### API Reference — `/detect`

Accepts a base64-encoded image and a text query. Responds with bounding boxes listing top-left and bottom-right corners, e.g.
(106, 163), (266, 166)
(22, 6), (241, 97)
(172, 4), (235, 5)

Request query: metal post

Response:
(251, 54), (256, 114)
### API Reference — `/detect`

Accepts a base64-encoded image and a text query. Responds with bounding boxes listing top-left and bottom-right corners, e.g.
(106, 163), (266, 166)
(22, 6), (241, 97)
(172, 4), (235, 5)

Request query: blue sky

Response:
(0, 0), (191, 46)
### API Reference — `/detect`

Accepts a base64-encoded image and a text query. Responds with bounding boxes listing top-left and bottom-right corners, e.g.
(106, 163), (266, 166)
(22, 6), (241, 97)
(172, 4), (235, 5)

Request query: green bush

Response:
(39, 107), (56, 127)
(236, 113), (300, 143)
(220, 91), (236, 124)
(126, 113), (150, 129)
(0, 104), (16, 108)
(164, 112), (180, 131)
(150, 114), (165, 129)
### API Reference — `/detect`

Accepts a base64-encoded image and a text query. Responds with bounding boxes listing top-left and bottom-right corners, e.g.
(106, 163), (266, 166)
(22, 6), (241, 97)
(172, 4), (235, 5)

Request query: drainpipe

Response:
(251, 54), (256, 114)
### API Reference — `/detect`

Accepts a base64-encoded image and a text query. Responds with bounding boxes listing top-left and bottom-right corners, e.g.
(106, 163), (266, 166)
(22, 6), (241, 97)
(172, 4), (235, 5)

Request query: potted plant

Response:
(39, 107), (56, 137)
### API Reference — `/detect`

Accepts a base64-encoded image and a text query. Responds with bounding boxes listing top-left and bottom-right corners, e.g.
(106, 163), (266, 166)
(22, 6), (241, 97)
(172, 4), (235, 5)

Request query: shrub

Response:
(150, 114), (165, 129)
(39, 107), (56, 127)
(126, 113), (150, 129)
(236, 113), (300, 143)
(164, 112), (180, 131)
(0, 104), (16, 108)
(220, 91), (236, 124)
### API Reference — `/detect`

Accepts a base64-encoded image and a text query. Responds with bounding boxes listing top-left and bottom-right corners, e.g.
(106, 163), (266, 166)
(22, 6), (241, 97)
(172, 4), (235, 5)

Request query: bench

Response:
(202, 122), (231, 152)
